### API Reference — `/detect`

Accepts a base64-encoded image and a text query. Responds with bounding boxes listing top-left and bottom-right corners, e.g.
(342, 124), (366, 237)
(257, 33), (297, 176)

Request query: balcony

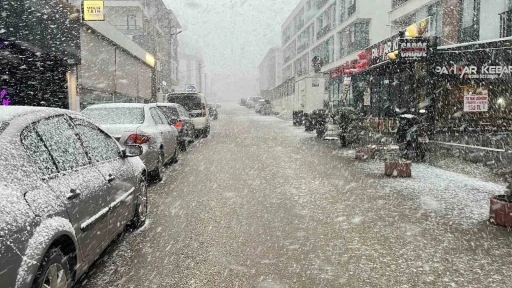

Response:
(317, 24), (332, 40)
(339, 38), (370, 58)
(348, 2), (356, 17)
(392, 0), (410, 9)
(500, 10), (512, 38)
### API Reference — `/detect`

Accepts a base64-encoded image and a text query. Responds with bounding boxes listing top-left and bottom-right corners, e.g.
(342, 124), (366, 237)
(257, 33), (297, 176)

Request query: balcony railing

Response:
(500, 10), (512, 38)
(316, 0), (328, 10)
(348, 2), (356, 17)
(392, 0), (410, 9)
(297, 42), (310, 53)
(339, 38), (370, 58)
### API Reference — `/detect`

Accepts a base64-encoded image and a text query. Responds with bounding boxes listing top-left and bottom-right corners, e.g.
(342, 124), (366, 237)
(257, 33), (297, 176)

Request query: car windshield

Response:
(82, 107), (145, 125)
(5, 0), (512, 287)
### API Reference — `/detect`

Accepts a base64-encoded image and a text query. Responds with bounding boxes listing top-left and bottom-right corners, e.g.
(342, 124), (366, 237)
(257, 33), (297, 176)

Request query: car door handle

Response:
(67, 189), (81, 200)
(107, 174), (116, 183)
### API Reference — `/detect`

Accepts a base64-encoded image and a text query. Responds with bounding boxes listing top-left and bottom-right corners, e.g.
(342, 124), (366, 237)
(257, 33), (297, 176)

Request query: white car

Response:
(82, 103), (180, 182)
(167, 92), (211, 138)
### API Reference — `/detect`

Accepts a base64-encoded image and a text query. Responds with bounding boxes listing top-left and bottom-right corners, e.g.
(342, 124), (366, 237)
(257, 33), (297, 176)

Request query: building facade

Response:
(0, 0), (81, 109)
(281, 0), (393, 82)
(258, 47), (283, 91)
(103, 0), (182, 96)
(177, 51), (204, 93)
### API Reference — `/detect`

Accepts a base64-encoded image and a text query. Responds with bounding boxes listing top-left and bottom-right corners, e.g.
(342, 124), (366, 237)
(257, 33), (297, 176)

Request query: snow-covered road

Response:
(78, 104), (512, 288)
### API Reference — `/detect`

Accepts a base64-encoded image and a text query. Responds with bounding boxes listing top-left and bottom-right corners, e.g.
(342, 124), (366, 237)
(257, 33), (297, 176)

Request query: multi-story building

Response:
(258, 47), (283, 91)
(281, 0), (393, 81)
(177, 51), (204, 93)
(103, 0), (182, 97)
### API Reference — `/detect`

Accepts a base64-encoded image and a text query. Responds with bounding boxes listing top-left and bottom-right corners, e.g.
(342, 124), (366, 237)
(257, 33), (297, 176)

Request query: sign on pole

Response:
(463, 87), (488, 112)
(83, 1), (105, 21)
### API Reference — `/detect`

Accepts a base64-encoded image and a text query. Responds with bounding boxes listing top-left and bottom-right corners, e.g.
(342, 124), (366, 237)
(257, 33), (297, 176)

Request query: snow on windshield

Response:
(82, 108), (145, 125)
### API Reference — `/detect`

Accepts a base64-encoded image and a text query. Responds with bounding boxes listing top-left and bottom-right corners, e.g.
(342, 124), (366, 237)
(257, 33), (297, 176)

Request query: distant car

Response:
(156, 103), (196, 152)
(0, 106), (147, 288)
(240, 98), (247, 106)
(246, 97), (262, 109)
(167, 92), (211, 138)
(82, 103), (180, 182)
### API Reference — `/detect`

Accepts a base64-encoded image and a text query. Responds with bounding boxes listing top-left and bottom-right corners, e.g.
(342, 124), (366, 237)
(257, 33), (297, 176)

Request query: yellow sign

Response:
(145, 53), (155, 67)
(83, 1), (104, 21)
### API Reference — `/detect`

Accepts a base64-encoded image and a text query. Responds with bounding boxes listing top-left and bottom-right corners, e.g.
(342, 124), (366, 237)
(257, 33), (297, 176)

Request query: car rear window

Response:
(158, 106), (180, 120)
(82, 107), (145, 125)
(167, 95), (202, 111)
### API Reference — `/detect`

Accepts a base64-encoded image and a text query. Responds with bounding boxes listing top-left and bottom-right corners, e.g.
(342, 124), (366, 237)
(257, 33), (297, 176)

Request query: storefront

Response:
(0, 0), (81, 109)
(433, 39), (512, 132)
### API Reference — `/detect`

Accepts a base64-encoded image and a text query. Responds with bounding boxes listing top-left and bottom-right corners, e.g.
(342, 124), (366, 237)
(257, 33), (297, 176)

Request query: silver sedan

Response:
(0, 106), (148, 288)
(82, 103), (180, 182)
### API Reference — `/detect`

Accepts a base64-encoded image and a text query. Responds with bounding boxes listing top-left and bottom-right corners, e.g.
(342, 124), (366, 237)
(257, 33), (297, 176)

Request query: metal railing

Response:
(392, 0), (410, 9)
(348, 2), (356, 17)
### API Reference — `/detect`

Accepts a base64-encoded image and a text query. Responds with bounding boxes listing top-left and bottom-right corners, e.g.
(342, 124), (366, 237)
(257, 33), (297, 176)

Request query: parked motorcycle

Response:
(397, 113), (428, 161)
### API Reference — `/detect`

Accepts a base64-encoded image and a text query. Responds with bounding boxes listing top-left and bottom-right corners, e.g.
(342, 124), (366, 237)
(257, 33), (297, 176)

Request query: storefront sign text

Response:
(367, 34), (400, 67)
(400, 38), (428, 59)
(435, 64), (512, 79)
(464, 88), (488, 112)
(83, 1), (105, 21)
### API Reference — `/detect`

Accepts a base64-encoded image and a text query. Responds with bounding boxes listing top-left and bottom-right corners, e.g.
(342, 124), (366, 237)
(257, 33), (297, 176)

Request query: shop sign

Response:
(367, 33), (400, 67)
(343, 76), (351, 85)
(435, 64), (512, 79)
(464, 87), (488, 112)
(404, 17), (432, 38)
(83, 1), (105, 21)
(399, 38), (428, 60)
(363, 88), (371, 106)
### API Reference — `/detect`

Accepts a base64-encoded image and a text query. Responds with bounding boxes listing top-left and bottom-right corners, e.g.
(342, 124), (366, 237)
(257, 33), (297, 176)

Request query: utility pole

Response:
(204, 73), (207, 95)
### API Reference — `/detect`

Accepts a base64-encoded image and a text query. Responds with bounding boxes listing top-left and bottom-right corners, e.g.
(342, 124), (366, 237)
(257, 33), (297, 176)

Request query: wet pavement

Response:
(78, 104), (512, 288)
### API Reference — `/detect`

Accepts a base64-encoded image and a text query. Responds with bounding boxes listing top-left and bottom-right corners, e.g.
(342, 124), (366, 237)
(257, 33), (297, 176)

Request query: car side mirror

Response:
(122, 145), (143, 158)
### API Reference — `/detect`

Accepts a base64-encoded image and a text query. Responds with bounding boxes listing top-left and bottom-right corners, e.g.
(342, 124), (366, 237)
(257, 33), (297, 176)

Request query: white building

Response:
(258, 47), (283, 91)
(177, 51), (204, 93)
(281, 0), (393, 81)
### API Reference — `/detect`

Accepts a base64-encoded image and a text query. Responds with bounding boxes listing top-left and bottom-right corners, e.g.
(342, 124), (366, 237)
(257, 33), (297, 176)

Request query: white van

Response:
(167, 92), (210, 137)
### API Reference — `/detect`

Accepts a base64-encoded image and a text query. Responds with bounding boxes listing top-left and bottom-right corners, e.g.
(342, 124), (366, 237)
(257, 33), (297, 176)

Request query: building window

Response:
(460, 0), (480, 42)
(428, 2), (443, 37)
(339, 0), (346, 24)
(127, 15), (137, 29)
(348, 0), (356, 17)
(339, 20), (370, 58)
(312, 36), (334, 65)
(316, 4), (335, 40)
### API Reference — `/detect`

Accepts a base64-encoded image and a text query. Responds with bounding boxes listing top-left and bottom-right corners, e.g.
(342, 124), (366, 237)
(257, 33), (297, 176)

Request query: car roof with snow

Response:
(0, 106), (73, 122)
(83, 103), (150, 109)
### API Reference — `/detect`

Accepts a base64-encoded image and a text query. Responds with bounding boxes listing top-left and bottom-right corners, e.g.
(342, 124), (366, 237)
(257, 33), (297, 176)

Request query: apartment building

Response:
(281, 0), (393, 81)
(103, 0), (182, 95)
(259, 47), (283, 91)
(177, 51), (204, 93)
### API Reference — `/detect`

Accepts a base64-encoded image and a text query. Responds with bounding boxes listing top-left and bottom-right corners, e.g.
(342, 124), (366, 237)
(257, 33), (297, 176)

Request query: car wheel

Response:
(202, 126), (210, 138)
(32, 248), (72, 288)
(179, 140), (187, 152)
(130, 176), (148, 230)
(171, 141), (180, 164)
(150, 152), (164, 183)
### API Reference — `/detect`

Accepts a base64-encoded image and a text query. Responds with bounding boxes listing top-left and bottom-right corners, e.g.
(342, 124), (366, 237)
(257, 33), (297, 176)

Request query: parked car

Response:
(0, 106), (147, 288)
(256, 100), (272, 115)
(82, 103), (179, 182)
(167, 92), (211, 138)
(207, 104), (218, 120)
(156, 103), (196, 152)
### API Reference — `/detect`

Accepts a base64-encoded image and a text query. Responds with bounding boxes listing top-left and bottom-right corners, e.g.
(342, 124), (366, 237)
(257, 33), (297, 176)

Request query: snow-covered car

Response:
(82, 103), (180, 182)
(0, 106), (148, 288)
(166, 92), (211, 138)
(156, 103), (196, 151)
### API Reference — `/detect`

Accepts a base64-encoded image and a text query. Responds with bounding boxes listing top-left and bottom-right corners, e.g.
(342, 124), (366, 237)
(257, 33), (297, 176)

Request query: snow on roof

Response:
(0, 106), (67, 121)
(83, 103), (148, 110)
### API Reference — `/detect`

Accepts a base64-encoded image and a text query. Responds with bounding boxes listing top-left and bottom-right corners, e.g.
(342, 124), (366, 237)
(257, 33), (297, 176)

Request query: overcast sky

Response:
(164, 0), (298, 101)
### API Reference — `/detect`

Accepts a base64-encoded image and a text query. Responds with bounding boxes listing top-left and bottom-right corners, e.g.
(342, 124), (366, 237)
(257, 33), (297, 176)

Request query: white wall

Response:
(360, 0), (393, 44)
(480, 0), (509, 41)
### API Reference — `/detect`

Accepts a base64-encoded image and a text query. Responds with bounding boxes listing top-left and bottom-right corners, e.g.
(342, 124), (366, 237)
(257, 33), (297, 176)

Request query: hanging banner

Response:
(463, 87), (488, 112)
(405, 17), (432, 38)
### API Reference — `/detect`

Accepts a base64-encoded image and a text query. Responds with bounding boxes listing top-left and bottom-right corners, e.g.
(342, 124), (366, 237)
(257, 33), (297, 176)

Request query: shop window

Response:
(460, 0), (480, 42)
